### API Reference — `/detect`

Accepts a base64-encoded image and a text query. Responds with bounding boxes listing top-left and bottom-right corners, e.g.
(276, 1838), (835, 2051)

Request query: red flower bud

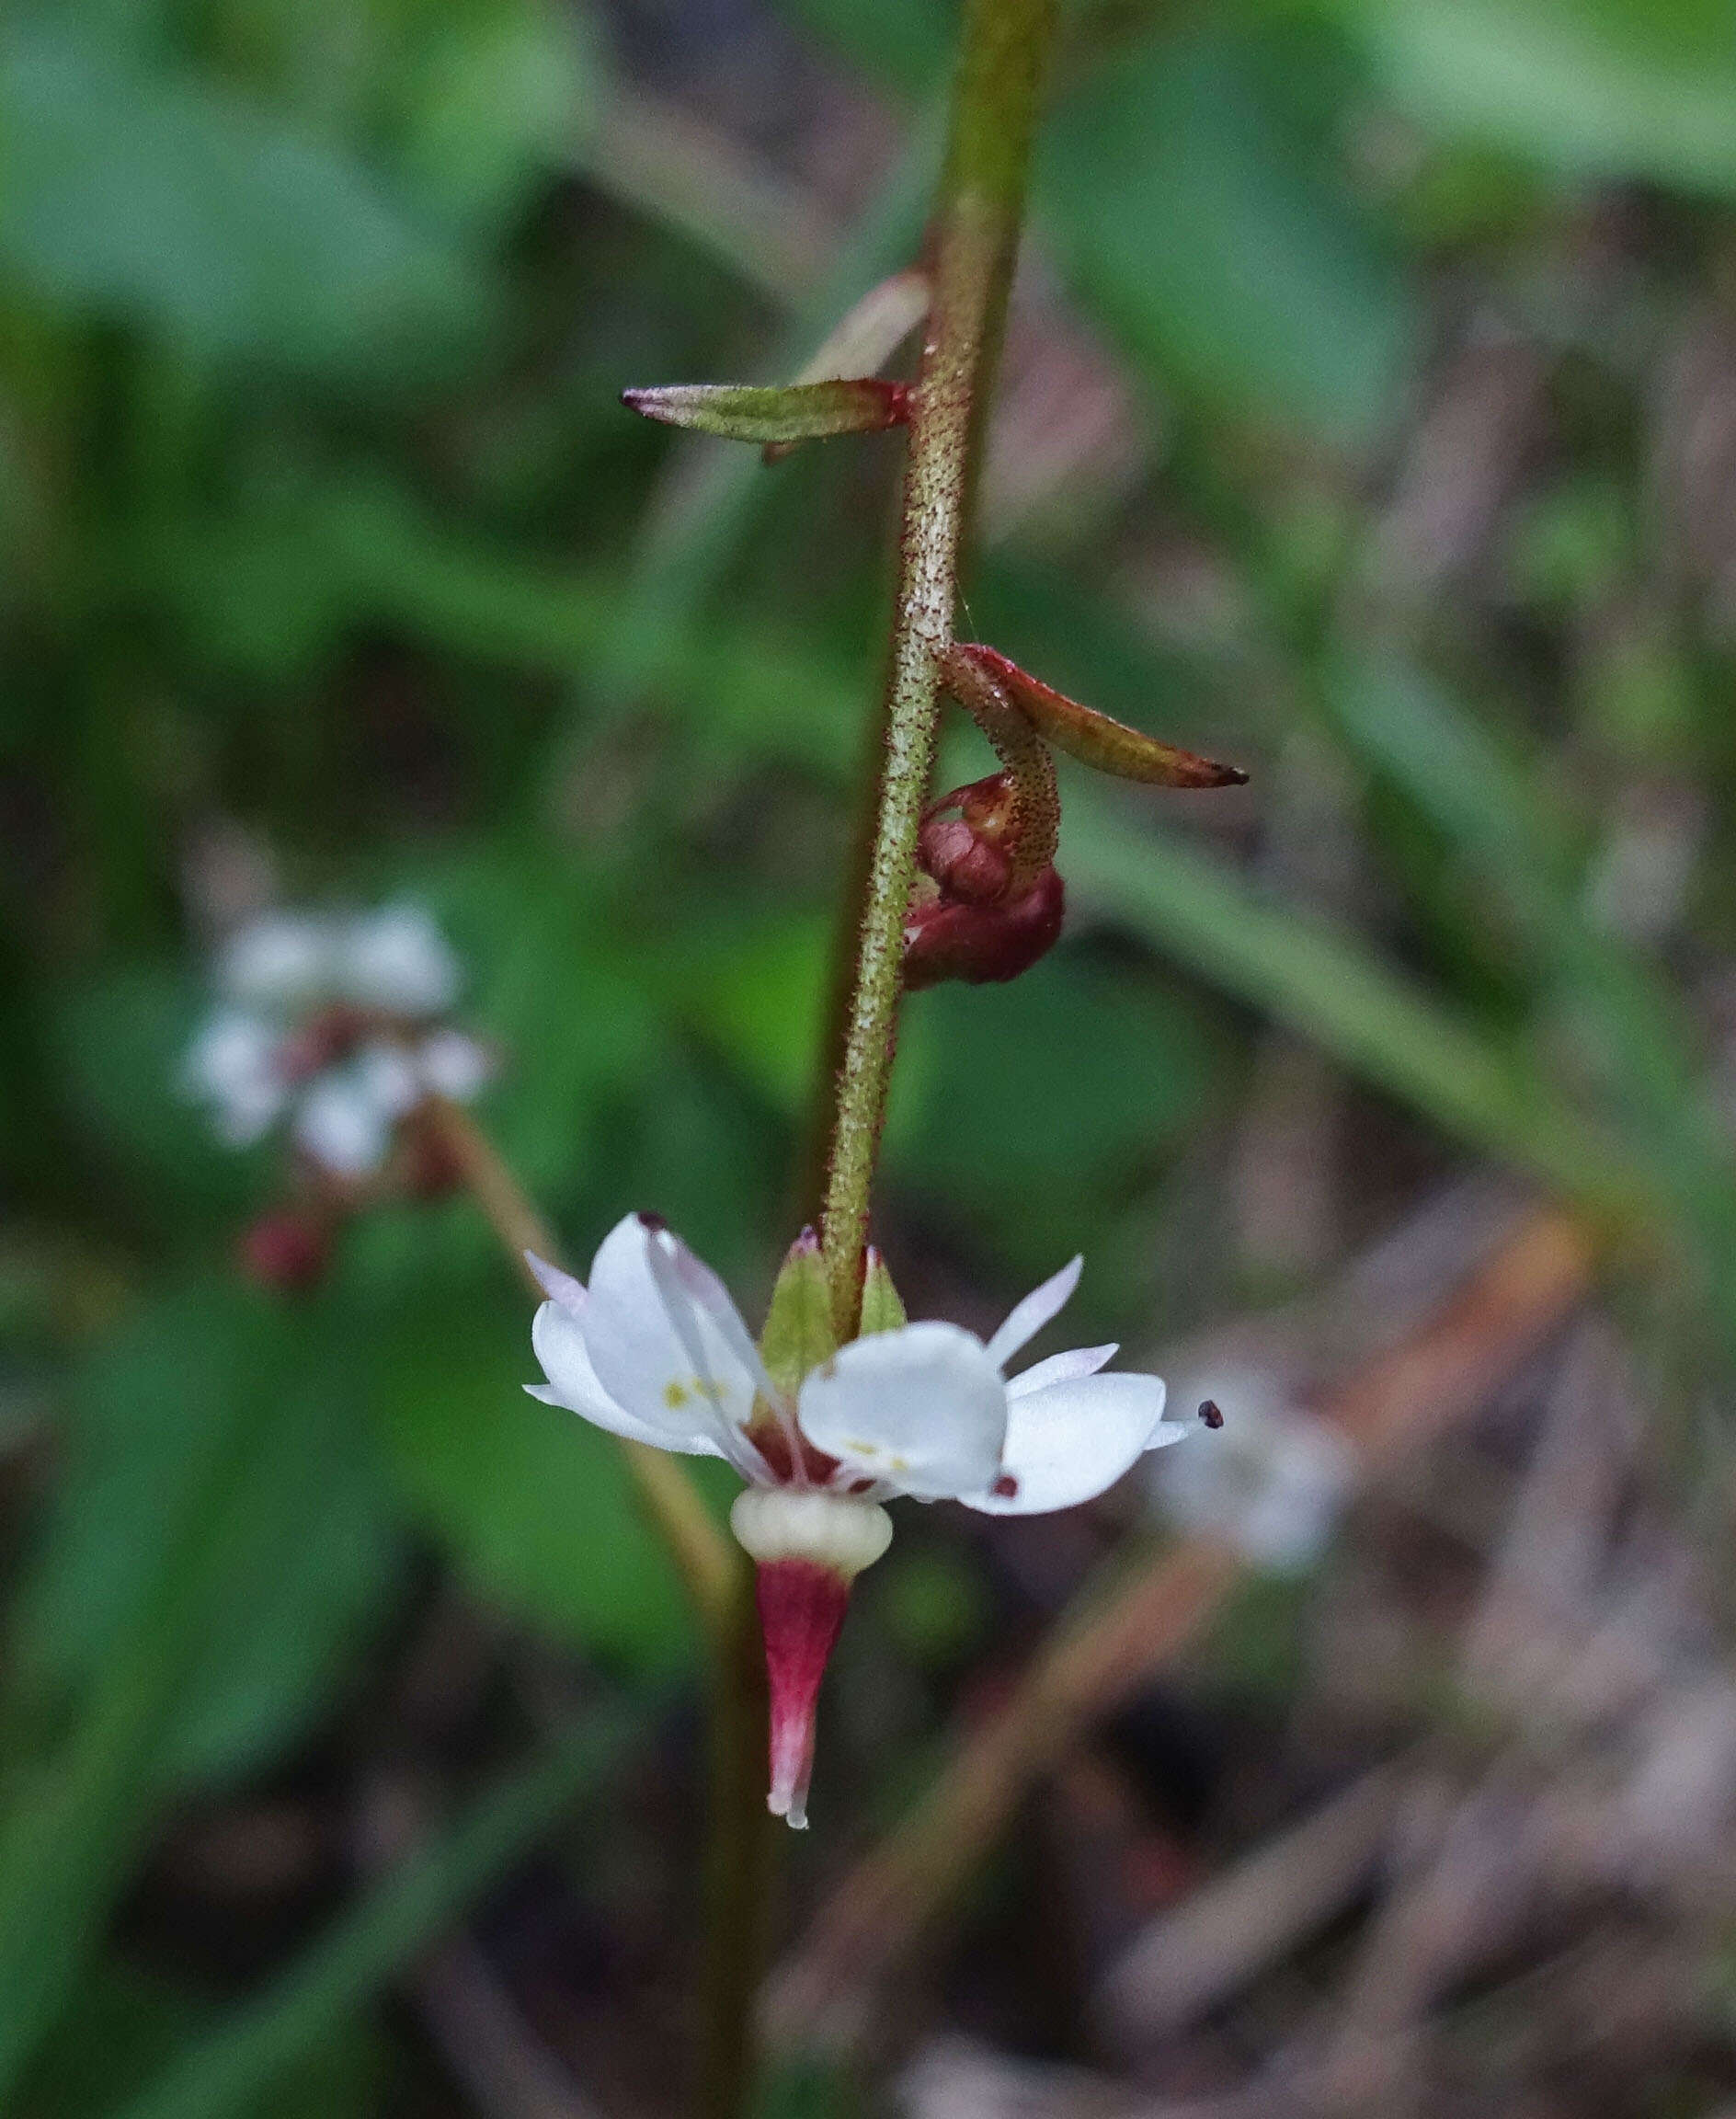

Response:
(239, 1208), (331, 1293)
(903, 864), (1065, 989)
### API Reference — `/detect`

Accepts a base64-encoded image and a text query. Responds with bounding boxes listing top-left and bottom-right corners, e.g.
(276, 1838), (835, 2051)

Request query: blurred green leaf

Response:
(370, 1288), (730, 1674)
(0, 1281), (399, 2097)
(891, 956), (1221, 1266)
(1339, 0), (1736, 198)
(114, 1711), (629, 2119)
(770, 0), (953, 96)
(1039, 29), (1415, 442)
(18, 1963), (382, 2119)
(47, 968), (259, 1226)
(1061, 789), (1650, 1223)
(0, 26), (481, 370)
(395, 0), (596, 239)
(16, 1281), (401, 1790)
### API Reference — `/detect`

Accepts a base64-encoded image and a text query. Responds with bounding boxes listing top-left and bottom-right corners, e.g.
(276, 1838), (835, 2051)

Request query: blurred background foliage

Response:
(7, 0), (1736, 2112)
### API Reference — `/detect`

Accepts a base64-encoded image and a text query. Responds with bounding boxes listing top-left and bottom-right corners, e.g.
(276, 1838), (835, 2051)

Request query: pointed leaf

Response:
(622, 377), (908, 447)
(760, 1229), (838, 1398)
(953, 645), (1247, 789)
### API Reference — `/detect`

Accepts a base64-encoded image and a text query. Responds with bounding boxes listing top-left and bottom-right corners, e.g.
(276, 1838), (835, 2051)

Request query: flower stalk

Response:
(815, 0), (1060, 1334)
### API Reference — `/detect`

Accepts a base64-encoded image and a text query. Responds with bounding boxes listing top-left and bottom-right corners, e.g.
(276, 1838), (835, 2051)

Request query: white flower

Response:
(527, 1217), (1183, 1515)
(337, 903), (461, 1016)
(526, 1214), (1186, 1827)
(181, 1009), (289, 1146)
(1149, 1366), (1353, 1571)
(215, 911), (335, 1014)
(181, 900), (490, 1177)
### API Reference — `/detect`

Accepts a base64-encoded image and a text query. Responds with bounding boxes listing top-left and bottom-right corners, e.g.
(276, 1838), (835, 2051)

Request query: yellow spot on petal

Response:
(844, 1438), (881, 1458)
(664, 1380), (691, 1409)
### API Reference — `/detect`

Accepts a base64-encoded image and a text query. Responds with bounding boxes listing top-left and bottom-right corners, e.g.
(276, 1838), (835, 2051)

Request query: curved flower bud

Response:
(903, 864), (1064, 989)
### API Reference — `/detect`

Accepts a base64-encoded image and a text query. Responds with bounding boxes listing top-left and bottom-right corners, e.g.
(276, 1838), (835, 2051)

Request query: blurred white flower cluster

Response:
(182, 902), (491, 1179)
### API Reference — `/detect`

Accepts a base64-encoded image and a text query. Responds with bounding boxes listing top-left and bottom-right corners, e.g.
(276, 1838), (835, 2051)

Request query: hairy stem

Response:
(816, 0), (1058, 1332)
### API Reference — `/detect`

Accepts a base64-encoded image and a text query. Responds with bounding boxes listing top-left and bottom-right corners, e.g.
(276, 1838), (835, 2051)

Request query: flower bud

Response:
(918, 774), (1019, 904)
(238, 1208), (331, 1293)
(730, 1489), (893, 1828)
(903, 864), (1065, 990)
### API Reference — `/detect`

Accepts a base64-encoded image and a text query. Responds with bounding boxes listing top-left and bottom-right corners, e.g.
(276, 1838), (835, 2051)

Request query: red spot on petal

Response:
(992, 1472), (1020, 1498)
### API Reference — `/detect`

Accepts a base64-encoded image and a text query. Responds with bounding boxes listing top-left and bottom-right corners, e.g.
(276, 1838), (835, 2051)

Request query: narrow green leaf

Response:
(111, 1714), (629, 2119)
(1062, 790), (1651, 1227)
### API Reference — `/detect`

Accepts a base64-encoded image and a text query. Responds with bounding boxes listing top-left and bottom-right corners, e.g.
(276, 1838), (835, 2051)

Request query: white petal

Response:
(530, 1302), (724, 1455)
(962, 1370), (1172, 1516)
(580, 1215), (763, 1456)
(1007, 1344), (1118, 1399)
(291, 1070), (392, 1176)
(417, 1028), (493, 1102)
(796, 1322), (1007, 1500)
(525, 1251), (586, 1311)
(356, 1041), (425, 1120)
(984, 1256), (1083, 1369)
(181, 1010), (286, 1141)
(217, 912), (337, 1013)
(645, 1228), (779, 1405)
(341, 902), (461, 1015)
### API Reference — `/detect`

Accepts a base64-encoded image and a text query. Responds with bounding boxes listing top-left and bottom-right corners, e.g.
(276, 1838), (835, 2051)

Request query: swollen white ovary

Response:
(729, 1486), (894, 1575)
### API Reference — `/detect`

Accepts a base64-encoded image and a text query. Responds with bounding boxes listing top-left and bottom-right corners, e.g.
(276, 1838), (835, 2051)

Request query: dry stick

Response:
(418, 1098), (769, 2119)
(815, 0), (1059, 1332)
(765, 1203), (1597, 2052)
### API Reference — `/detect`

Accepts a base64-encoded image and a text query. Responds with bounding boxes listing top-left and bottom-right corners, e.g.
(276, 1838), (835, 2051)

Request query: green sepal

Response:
(857, 1246), (908, 1335)
(760, 1228), (838, 1398)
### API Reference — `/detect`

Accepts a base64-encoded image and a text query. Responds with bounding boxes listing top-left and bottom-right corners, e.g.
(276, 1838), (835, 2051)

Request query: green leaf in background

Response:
(111, 1711), (629, 2119)
(48, 969), (261, 1229)
(1061, 789), (1650, 1225)
(370, 1290), (731, 1675)
(0, 1281), (401, 2097)
(16, 1282), (402, 1792)
(18, 1964), (383, 2119)
(891, 956), (1221, 1270)
(1039, 29), (1415, 444)
(395, 0), (597, 239)
(0, 26), (480, 371)
(1340, 0), (1736, 199)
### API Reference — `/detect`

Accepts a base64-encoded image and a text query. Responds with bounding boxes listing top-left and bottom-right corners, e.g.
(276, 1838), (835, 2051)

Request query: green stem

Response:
(817, 0), (1059, 1332)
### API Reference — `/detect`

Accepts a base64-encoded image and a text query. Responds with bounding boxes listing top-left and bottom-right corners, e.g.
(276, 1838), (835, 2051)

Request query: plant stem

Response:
(816, 0), (1058, 1333)
(418, 1097), (772, 2118)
